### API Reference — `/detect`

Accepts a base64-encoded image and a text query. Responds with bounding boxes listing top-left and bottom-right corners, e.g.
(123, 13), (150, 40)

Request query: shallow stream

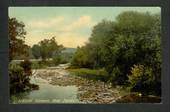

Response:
(11, 64), (81, 104)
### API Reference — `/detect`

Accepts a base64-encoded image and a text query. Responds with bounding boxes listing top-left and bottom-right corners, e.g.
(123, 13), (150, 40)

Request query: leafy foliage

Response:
(10, 60), (39, 94)
(31, 37), (64, 61)
(128, 64), (161, 96)
(20, 59), (32, 76)
(9, 18), (39, 94)
(9, 64), (25, 94)
(32, 45), (41, 59)
(71, 11), (161, 96)
(8, 17), (30, 61)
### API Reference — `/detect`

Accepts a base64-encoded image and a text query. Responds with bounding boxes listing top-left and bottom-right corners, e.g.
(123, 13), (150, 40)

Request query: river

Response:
(11, 63), (123, 104)
(11, 64), (82, 104)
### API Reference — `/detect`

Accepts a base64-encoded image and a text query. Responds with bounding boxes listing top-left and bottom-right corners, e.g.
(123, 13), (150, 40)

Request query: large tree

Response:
(32, 37), (64, 61)
(8, 17), (29, 61)
(71, 11), (161, 95)
(9, 18), (39, 94)
(32, 45), (41, 59)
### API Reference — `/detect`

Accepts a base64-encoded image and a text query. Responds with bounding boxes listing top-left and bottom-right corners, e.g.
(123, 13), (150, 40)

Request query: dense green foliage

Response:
(32, 45), (41, 59)
(71, 11), (161, 96)
(31, 37), (64, 61)
(31, 61), (48, 69)
(9, 18), (39, 94)
(9, 60), (39, 94)
(128, 64), (161, 96)
(9, 64), (25, 94)
(8, 17), (30, 61)
(31, 38), (75, 66)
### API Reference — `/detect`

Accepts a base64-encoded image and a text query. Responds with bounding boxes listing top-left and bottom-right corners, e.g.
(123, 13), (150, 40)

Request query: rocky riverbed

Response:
(32, 65), (123, 104)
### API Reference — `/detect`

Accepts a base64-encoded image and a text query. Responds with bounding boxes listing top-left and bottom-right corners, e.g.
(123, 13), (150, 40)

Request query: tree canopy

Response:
(9, 17), (30, 60)
(31, 37), (64, 61)
(71, 11), (161, 96)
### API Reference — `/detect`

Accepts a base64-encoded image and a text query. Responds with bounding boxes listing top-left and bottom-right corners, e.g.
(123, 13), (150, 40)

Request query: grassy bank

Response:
(31, 61), (47, 69)
(68, 68), (132, 97)
(68, 68), (108, 82)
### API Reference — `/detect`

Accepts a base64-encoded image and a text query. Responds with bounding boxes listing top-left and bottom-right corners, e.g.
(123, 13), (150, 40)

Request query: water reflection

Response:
(11, 84), (80, 103)
(11, 69), (81, 104)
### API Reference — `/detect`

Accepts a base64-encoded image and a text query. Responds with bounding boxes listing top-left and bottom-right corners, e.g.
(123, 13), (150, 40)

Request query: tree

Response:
(32, 45), (41, 59)
(71, 46), (93, 68)
(71, 20), (116, 69)
(8, 17), (29, 61)
(103, 11), (161, 85)
(71, 11), (161, 96)
(9, 18), (39, 94)
(89, 20), (116, 68)
(32, 37), (64, 61)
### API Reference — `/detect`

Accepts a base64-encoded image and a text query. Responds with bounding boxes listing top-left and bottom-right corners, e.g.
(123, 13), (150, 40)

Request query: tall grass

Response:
(68, 68), (108, 82)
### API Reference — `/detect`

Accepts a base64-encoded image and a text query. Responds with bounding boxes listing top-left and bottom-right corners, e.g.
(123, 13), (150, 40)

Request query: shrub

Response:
(109, 67), (122, 85)
(128, 64), (160, 96)
(9, 64), (29, 94)
(31, 61), (47, 69)
(31, 61), (40, 69)
(20, 59), (32, 76)
(52, 56), (61, 66)
(9, 60), (39, 94)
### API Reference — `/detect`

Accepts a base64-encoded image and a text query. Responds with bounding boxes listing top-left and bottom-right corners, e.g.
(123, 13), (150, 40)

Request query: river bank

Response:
(31, 65), (124, 104)
(11, 64), (161, 104)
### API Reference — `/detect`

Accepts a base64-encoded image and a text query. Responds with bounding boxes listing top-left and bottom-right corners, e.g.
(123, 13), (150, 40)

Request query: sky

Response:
(9, 7), (161, 48)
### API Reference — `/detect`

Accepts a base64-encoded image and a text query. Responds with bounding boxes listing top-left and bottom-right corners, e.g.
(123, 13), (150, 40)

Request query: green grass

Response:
(68, 68), (108, 82)
(31, 61), (47, 69)
(68, 68), (107, 75)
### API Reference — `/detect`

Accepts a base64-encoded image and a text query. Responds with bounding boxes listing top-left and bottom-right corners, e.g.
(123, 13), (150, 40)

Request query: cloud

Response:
(25, 33), (46, 46)
(46, 32), (89, 48)
(24, 15), (94, 48)
(57, 34), (88, 48)
(25, 31), (89, 48)
(27, 16), (64, 29)
(64, 16), (94, 31)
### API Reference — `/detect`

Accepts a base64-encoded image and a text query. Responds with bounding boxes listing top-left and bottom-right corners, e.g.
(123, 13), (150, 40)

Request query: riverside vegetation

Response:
(9, 11), (161, 103)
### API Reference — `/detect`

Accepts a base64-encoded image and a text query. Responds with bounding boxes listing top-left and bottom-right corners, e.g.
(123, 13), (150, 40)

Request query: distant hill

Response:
(62, 48), (77, 53)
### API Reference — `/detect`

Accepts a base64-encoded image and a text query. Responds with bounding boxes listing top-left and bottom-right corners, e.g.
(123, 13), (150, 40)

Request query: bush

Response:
(20, 59), (32, 76)
(109, 67), (123, 85)
(128, 64), (161, 96)
(9, 64), (29, 94)
(128, 65), (148, 87)
(52, 56), (61, 66)
(31, 61), (47, 69)
(9, 60), (39, 94)
(31, 61), (40, 69)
